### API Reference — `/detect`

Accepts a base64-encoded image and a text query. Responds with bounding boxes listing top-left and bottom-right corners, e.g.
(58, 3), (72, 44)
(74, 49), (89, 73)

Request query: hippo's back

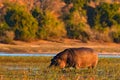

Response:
(69, 47), (96, 55)
(68, 47), (98, 68)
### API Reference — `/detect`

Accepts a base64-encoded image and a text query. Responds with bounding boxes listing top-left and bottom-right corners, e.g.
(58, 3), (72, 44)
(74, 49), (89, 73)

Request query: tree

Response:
(94, 3), (119, 28)
(65, 10), (90, 42)
(4, 3), (38, 41)
(32, 9), (66, 40)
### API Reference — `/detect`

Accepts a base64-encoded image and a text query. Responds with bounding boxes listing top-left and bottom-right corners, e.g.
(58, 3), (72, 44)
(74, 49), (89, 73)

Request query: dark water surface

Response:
(0, 52), (120, 58)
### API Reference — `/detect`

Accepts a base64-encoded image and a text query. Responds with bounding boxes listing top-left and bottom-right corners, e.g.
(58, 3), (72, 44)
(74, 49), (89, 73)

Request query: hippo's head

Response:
(49, 56), (60, 67)
(49, 50), (69, 68)
(49, 55), (66, 68)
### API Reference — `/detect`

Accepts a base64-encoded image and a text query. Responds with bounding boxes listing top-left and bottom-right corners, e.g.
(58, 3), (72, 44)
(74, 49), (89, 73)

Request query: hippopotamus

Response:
(49, 47), (98, 69)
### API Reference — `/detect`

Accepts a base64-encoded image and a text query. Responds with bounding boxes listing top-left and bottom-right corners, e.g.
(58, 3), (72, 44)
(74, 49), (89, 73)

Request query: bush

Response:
(63, 0), (90, 8)
(0, 22), (9, 32)
(92, 28), (112, 42)
(0, 22), (14, 44)
(67, 23), (90, 42)
(88, 3), (120, 42)
(40, 11), (66, 39)
(4, 3), (38, 41)
(111, 32), (120, 43)
(32, 10), (66, 40)
(110, 25), (120, 43)
(0, 30), (15, 44)
(65, 10), (90, 42)
(93, 3), (119, 28)
(113, 13), (120, 24)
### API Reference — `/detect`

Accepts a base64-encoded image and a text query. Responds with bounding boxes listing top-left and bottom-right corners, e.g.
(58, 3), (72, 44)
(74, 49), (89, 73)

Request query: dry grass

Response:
(0, 39), (120, 54)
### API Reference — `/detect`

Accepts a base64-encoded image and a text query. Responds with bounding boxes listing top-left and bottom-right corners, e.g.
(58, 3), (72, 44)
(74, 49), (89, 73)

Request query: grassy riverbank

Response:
(0, 39), (120, 54)
(0, 56), (120, 80)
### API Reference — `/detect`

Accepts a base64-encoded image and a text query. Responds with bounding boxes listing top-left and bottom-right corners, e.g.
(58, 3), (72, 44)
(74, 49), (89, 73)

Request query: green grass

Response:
(0, 56), (120, 80)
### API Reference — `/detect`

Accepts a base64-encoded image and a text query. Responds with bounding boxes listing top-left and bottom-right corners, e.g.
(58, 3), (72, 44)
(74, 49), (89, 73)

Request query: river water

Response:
(0, 52), (55, 56)
(0, 52), (120, 58)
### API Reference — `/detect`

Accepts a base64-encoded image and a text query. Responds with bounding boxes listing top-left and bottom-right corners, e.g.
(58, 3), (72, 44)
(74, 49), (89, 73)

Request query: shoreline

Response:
(0, 39), (120, 54)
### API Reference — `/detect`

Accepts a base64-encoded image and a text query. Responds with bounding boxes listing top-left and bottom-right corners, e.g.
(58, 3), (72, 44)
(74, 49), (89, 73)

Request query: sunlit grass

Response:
(0, 56), (120, 80)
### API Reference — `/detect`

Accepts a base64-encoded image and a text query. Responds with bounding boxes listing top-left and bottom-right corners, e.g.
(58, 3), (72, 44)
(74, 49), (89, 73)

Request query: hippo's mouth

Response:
(49, 61), (59, 67)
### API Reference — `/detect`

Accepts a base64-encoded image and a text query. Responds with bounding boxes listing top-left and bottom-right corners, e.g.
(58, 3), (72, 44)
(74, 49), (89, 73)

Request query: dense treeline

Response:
(0, 0), (120, 43)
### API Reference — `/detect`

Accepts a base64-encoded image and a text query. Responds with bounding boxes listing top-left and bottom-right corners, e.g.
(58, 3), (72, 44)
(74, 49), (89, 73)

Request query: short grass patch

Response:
(0, 56), (119, 80)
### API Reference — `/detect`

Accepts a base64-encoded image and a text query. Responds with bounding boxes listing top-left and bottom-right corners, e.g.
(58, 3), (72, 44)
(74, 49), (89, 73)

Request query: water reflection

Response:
(0, 52), (120, 58)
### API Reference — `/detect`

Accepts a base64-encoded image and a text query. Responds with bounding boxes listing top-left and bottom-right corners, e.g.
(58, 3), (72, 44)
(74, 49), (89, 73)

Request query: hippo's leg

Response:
(92, 62), (98, 68)
(88, 61), (98, 69)
(93, 59), (98, 68)
(74, 63), (80, 69)
(88, 65), (94, 69)
(75, 65), (80, 69)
